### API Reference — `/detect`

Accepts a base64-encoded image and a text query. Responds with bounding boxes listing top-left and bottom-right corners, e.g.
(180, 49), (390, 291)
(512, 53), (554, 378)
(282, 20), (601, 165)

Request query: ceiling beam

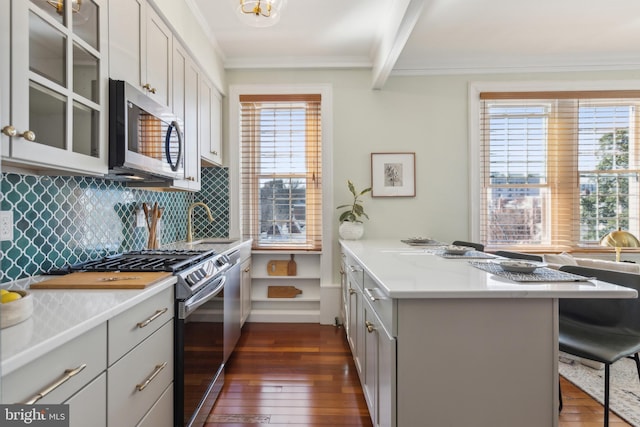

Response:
(370, 0), (428, 90)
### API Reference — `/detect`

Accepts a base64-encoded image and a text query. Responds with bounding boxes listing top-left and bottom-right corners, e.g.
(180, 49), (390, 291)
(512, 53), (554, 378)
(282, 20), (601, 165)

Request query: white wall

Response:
(226, 69), (640, 240)
(225, 68), (640, 281)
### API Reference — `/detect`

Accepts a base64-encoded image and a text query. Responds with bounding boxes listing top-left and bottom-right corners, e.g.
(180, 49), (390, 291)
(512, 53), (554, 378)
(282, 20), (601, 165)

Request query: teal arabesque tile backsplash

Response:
(0, 167), (229, 283)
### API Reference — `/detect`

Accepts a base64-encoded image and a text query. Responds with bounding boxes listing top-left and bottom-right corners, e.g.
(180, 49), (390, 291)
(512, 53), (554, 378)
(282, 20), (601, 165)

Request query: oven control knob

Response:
(186, 274), (197, 286)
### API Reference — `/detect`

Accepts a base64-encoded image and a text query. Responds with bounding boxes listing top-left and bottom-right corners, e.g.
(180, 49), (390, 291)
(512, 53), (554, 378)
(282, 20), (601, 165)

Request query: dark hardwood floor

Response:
(207, 323), (631, 427)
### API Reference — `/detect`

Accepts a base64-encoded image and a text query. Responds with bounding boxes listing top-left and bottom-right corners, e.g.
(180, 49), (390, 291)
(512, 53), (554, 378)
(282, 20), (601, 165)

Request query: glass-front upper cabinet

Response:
(1, 0), (108, 175)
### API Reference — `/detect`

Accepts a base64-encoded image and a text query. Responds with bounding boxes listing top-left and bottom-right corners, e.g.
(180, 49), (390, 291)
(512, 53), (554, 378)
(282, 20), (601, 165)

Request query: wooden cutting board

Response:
(268, 286), (302, 298)
(30, 272), (172, 289)
(267, 260), (290, 276)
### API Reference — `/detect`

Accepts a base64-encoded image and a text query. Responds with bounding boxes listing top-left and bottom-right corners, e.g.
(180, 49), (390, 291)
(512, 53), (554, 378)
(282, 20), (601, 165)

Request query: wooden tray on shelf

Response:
(267, 286), (302, 298)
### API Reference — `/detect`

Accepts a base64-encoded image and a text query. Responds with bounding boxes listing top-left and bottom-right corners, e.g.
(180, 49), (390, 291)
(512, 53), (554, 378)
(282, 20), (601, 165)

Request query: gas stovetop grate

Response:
(48, 249), (218, 274)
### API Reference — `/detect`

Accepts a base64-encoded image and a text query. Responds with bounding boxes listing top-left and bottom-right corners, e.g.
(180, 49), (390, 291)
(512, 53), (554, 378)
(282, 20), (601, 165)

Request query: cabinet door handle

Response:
(348, 265), (362, 273)
(136, 362), (167, 391)
(2, 125), (36, 141)
(349, 288), (356, 295)
(363, 288), (379, 302)
(365, 321), (376, 333)
(142, 83), (157, 94)
(244, 267), (251, 273)
(21, 364), (87, 404)
(212, 150), (218, 156)
(137, 307), (168, 328)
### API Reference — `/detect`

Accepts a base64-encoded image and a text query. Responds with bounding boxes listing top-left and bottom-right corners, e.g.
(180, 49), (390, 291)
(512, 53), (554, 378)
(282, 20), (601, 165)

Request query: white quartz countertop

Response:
(0, 238), (251, 375)
(0, 275), (176, 376)
(340, 239), (639, 299)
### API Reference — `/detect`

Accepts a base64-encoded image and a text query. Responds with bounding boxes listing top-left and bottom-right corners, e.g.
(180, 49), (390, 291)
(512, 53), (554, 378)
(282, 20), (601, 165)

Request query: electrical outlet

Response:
(136, 208), (146, 228)
(0, 210), (13, 241)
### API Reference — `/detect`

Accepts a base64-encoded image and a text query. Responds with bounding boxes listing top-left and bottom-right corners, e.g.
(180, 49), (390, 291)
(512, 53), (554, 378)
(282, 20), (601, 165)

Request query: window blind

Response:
(240, 94), (322, 251)
(479, 90), (640, 251)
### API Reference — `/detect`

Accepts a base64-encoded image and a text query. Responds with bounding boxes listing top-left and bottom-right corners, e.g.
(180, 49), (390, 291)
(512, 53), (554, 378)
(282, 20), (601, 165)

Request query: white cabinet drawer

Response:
(66, 372), (107, 427)
(345, 254), (365, 291)
(108, 287), (174, 364)
(137, 383), (173, 427)
(2, 323), (107, 404)
(363, 272), (396, 337)
(108, 320), (174, 427)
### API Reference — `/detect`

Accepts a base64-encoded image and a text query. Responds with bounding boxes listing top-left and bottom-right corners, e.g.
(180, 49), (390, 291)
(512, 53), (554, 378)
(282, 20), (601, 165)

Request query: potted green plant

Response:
(337, 180), (371, 240)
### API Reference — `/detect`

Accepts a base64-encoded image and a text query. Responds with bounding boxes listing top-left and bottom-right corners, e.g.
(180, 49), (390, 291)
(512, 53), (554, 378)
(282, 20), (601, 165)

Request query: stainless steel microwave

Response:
(108, 79), (184, 182)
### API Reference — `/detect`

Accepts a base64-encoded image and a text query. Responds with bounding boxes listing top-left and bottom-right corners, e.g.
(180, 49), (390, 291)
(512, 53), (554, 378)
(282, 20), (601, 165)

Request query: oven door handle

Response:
(183, 275), (226, 317)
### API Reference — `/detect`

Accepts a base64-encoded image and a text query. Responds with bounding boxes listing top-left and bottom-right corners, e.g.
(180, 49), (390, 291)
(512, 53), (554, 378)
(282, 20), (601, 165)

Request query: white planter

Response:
(339, 221), (364, 240)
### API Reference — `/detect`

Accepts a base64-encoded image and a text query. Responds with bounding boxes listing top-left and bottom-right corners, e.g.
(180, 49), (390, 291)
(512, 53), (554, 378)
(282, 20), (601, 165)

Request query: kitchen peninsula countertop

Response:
(341, 239), (638, 427)
(341, 239), (638, 299)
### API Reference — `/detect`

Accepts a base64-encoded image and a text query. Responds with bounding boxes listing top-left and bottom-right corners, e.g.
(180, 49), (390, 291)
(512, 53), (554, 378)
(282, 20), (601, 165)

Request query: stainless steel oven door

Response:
(175, 275), (225, 427)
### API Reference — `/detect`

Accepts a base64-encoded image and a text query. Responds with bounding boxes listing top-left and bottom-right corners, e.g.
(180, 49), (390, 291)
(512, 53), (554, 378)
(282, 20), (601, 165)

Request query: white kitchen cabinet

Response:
(362, 295), (396, 427)
(240, 257), (252, 326)
(136, 383), (173, 427)
(67, 373), (107, 427)
(171, 42), (201, 191)
(249, 252), (321, 322)
(107, 286), (174, 427)
(108, 320), (174, 427)
(1, 323), (107, 405)
(199, 75), (223, 166)
(1, 287), (174, 426)
(109, 0), (172, 108)
(341, 249), (396, 427)
(108, 286), (174, 364)
(344, 254), (364, 374)
(1, 0), (109, 176)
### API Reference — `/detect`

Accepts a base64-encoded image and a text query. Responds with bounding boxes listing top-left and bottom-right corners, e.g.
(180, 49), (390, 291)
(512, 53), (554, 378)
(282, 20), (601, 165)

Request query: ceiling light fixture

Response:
(235, 0), (287, 28)
(46, 0), (82, 14)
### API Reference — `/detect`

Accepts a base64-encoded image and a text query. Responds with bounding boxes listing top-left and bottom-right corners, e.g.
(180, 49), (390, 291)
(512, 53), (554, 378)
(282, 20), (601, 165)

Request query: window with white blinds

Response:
(240, 94), (322, 251)
(479, 91), (640, 251)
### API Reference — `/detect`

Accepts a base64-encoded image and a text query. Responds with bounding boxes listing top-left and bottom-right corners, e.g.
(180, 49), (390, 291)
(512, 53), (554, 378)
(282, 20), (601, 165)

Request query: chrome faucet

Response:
(186, 202), (214, 243)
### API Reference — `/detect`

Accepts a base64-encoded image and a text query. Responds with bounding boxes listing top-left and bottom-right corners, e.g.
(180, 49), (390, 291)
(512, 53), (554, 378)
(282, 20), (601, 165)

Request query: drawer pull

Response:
(365, 321), (376, 333)
(136, 362), (167, 391)
(137, 307), (168, 328)
(22, 364), (87, 404)
(364, 288), (379, 302)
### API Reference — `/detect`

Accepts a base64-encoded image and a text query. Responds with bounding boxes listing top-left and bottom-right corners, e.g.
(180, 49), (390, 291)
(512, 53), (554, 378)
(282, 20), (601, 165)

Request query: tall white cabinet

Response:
(199, 75), (223, 166)
(108, 0), (172, 108)
(172, 42), (201, 191)
(109, 0), (224, 188)
(1, 0), (109, 176)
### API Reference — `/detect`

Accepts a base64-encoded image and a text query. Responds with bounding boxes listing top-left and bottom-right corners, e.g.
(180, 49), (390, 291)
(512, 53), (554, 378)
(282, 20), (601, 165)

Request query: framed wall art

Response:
(370, 152), (416, 197)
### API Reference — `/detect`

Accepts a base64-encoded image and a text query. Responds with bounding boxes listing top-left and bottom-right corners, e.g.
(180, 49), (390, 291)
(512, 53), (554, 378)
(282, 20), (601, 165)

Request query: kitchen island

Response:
(340, 239), (638, 427)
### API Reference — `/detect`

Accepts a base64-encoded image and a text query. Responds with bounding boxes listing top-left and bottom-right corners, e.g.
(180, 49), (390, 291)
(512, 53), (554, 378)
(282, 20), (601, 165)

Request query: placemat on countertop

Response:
(436, 251), (498, 260)
(468, 261), (591, 282)
(400, 239), (446, 246)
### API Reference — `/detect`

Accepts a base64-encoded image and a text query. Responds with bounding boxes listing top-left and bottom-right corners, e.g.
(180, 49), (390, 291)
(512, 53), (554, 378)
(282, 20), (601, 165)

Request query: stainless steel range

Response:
(51, 248), (240, 427)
